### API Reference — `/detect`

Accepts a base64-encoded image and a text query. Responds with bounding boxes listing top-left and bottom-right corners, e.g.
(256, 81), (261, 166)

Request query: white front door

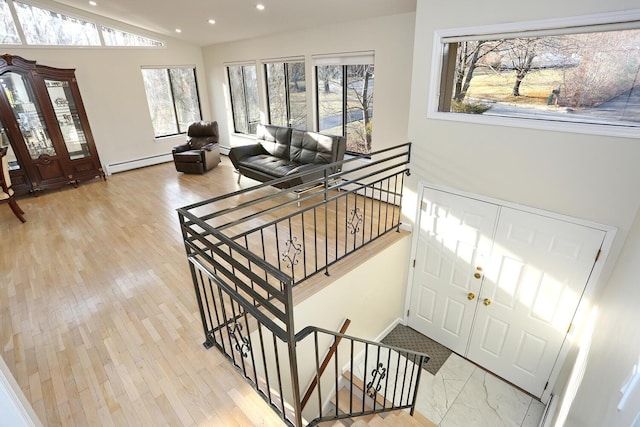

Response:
(466, 207), (605, 396)
(407, 189), (499, 354)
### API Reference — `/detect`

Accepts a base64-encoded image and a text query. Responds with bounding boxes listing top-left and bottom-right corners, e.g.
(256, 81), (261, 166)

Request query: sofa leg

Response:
(237, 172), (242, 184)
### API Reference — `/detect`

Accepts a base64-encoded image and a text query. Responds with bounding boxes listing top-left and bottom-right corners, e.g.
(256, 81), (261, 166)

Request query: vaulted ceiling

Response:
(51, 0), (417, 47)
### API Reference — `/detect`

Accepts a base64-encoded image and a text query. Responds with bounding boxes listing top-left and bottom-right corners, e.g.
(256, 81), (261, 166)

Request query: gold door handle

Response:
(483, 298), (491, 306)
(474, 272), (482, 279)
(467, 292), (476, 300)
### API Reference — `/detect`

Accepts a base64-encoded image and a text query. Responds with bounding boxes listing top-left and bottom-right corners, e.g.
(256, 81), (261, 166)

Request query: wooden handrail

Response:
(300, 318), (351, 410)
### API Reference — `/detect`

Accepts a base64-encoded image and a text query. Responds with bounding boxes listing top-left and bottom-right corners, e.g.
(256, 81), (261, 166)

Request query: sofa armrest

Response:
(228, 144), (267, 169)
(172, 142), (191, 154)
(202, 143), (221, 170)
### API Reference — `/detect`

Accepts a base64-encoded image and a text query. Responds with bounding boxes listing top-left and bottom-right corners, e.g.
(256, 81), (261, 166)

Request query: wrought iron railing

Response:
(178, 143), (426, 426)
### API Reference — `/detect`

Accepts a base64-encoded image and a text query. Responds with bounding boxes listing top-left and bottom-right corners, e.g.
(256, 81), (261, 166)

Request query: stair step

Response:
(330, 369), (438, 427)
(342, 370), (394, 409)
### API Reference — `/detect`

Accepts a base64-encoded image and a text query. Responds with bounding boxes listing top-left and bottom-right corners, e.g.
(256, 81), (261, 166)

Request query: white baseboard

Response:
(105, 153), (173, 175)
(374, 317), (403, 343)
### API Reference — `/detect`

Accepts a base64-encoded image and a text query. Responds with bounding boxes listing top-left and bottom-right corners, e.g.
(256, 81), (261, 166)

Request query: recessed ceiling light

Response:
(175, 28), (182, 33)
(89, 1), (97, 5)
(256, 4), (265, 10)
(208, 19), (216, 25)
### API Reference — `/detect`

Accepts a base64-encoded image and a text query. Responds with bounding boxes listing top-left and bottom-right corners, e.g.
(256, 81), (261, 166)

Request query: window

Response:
(315, 53), (374, 155)
(0, 0), (20, 44)
(14, 1), (100, 46)
(433, 12), (640, 137)
(265, 60), (307, 130)
(1, 1), (164, 47)
(141, 67), (202, 138)
(102, 26), (163, 47)
(227, 64), (260, 135)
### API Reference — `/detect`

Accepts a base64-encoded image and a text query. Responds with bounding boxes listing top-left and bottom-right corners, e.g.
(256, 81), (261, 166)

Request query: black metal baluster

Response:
(257, 323), (273, 404)
(301, 212), (307, 280)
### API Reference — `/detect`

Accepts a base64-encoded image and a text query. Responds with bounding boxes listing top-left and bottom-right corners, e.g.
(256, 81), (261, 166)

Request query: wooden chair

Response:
(0, 147), (26, 223)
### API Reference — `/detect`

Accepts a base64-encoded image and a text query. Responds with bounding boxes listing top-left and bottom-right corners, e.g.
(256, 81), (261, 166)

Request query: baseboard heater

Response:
(105, 153), (173, 175)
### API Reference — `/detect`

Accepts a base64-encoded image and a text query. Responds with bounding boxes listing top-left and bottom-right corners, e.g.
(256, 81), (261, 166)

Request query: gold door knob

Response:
(483, 298), (491, 306)
(474, 272), (482, 279)
(476, 266), (483, 271)
(467, 292), (476, 300)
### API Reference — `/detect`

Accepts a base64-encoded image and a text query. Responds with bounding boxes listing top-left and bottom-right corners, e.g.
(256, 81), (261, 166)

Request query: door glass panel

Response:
(2, 71), (56, 159)
(45, 79), (91, 160)
(0, 118), (20, 171)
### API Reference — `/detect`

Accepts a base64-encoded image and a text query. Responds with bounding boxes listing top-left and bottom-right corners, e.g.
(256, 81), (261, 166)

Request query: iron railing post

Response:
(284, 278), (303, 426)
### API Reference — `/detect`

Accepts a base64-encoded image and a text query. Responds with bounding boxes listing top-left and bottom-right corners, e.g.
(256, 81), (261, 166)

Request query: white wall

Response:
(407, 0), (640, 425)
(0, 355), (42, 427)
(554, 209), (640, 426)
(2, 1), (210, 173)
(201, 13), (416, 152)
(293, 235), (411, 420)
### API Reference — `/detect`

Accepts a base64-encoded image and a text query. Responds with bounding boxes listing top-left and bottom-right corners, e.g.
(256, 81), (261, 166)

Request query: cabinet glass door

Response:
(44, 79), (91, 160)
(2, 71), (56, 159)
(0, 117), (20, 171)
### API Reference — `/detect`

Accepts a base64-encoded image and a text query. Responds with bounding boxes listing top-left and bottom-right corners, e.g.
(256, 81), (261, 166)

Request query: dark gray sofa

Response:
(228, 124), (346, 189)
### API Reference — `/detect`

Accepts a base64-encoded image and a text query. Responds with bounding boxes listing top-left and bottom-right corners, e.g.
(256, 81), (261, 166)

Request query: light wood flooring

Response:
(0, 157), (302, 426)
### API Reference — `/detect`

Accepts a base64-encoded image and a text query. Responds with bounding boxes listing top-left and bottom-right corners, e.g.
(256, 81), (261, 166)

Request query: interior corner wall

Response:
(2, 40), (210, 173)
(552, 208), (640, 426)
(200, 12), (416, 153)
(407, 0), (640, 425)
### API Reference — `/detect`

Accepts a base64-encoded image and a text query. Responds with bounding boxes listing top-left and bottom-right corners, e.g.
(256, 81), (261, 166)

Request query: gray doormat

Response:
(381, 324), (452, 376)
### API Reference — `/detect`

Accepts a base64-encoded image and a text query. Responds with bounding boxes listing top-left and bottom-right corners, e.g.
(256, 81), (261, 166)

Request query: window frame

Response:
(226, 63), (260, 135)
(263, 58), (307, 130)
(313, 52), (375, 156)
(2, 0), (165, 47)
(428, 9), (640, 139)
(140, 66), (202, 139)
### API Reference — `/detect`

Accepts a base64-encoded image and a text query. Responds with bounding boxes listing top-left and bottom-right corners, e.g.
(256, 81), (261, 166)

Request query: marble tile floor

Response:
(415, 353), (546, 427)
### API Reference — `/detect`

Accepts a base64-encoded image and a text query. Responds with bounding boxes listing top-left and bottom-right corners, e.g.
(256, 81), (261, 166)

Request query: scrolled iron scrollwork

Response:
(227, 321), (251, 358)
(347, 207), (363, 235)
(282, 236), (302, 269)
(365, 362), (387, 399)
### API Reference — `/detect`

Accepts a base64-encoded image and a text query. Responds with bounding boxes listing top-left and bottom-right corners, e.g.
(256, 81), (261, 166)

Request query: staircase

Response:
(318, 370), (437, 427)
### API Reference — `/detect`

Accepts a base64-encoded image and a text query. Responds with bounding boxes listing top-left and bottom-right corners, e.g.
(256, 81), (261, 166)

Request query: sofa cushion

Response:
(173, 150), (203, 162)
(257, 124), (291, 158)
(290, 130), (336, 165)
(238, 155), (301, 178)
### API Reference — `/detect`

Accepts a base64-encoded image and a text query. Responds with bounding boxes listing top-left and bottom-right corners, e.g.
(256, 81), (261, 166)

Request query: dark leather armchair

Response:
(172, 121), (220, 174)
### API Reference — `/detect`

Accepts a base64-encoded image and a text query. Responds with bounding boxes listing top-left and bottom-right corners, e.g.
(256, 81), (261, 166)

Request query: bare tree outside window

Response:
(141, 68), (202, 138)
(346, 64), (374, 154)
(14, 1), (100, 46)
(227, 65), (260, 135)
(169, 68), (201, 133)
(317, 62), (374, 155)
(102, 27), (163, 47)
(287, 62), (307, 130)
(439, 27), (640, 128)
(266, 64), (287, 126)
(266, 61), (307, 130)
(0, 0), (20, 44)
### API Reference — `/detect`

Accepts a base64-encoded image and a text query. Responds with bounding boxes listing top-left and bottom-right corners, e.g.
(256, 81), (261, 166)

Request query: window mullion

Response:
(284, 63), (291, 127)
(242, 66), (250, 132)
(7, 0), (27, 44)
(342, 65), (348, 138)
(166, 69), (180, 133)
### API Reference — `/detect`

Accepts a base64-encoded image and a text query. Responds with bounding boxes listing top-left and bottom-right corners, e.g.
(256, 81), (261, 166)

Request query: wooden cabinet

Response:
(0, 54), (104, 195)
